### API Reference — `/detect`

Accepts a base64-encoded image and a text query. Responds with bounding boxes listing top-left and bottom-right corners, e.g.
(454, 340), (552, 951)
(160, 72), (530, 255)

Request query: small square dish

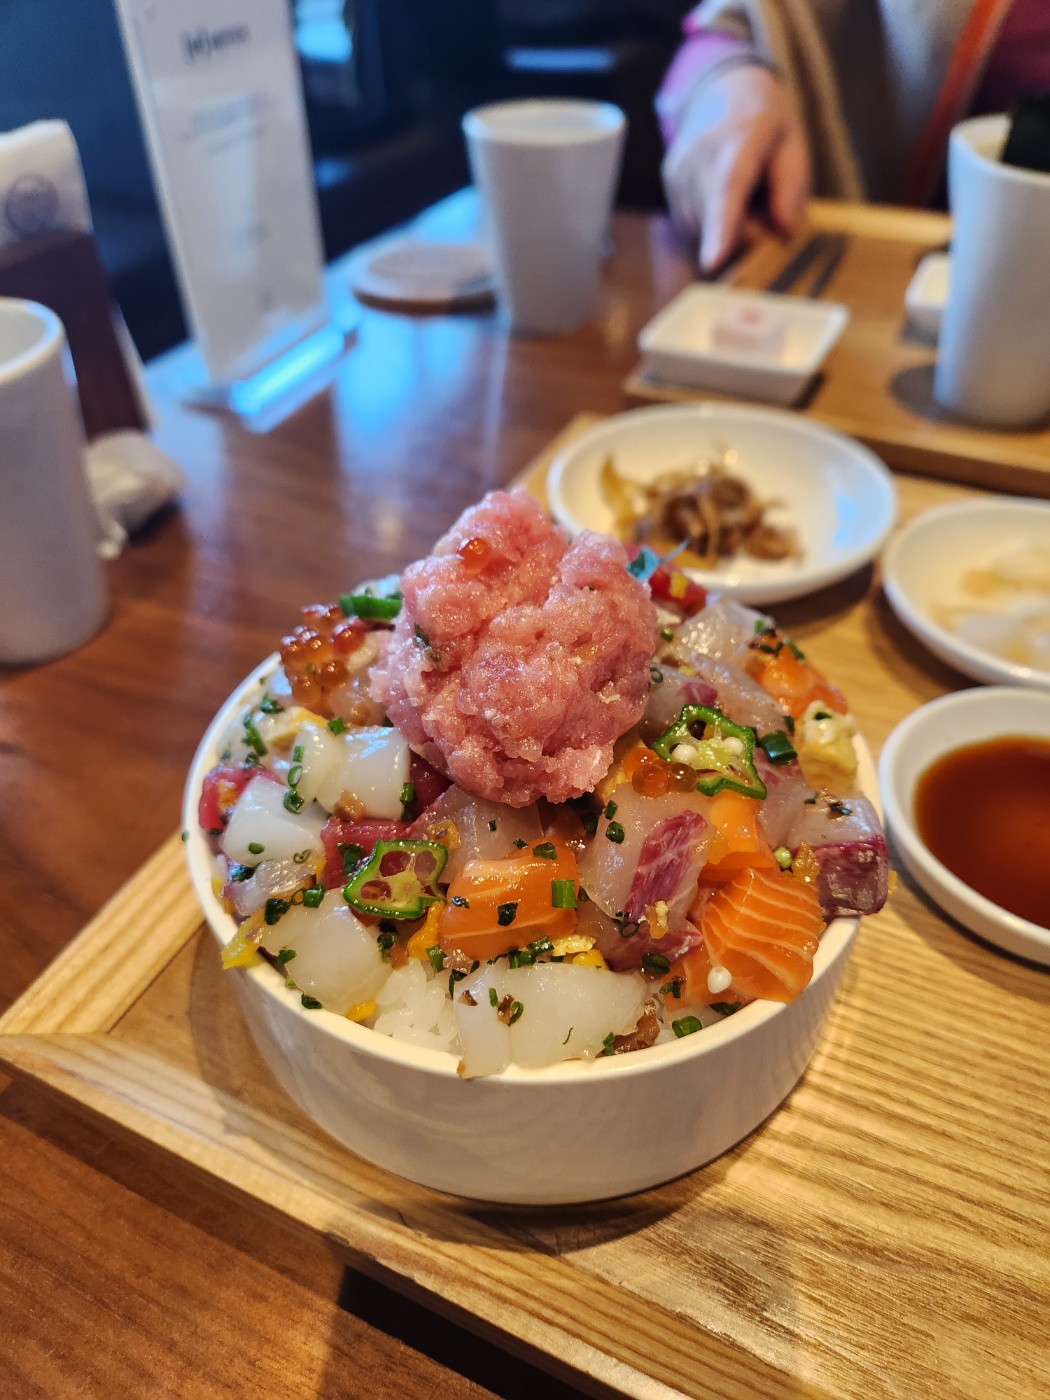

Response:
(904, 252), (951, 339)
(638, 285), (848, 406)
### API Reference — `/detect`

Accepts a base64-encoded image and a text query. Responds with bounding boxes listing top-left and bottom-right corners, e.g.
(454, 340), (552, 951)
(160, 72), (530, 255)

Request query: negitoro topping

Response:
(342, 838), (448, 919)
(652, 704), (767, 800)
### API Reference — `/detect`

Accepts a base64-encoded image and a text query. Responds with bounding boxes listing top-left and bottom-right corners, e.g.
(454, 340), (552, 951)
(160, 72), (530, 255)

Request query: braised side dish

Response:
(600, 455), (799, 569)
(198, 489), (886, 1077)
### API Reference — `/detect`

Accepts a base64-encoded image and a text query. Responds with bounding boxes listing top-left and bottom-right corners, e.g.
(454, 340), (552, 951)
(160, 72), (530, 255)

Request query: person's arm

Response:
(657, 20), (811, 271)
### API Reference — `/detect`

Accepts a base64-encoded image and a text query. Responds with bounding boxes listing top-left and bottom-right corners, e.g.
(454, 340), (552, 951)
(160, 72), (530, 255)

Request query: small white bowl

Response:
(638, 285), (848, 405)
(882, 499), (1050, 688)
(183, 657), (877, 1203)
(879, 686), (1050, 966)
(547, 402), (897, 606)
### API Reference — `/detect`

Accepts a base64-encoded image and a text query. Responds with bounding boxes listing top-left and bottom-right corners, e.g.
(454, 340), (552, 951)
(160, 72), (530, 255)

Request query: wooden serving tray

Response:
(625, 200), (1050, 498)
(3, 420), (1050, 1400)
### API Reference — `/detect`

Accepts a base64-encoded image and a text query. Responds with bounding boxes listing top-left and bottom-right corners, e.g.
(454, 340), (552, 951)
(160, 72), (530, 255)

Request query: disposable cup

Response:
(935, 114), (1050, 426)
(462, 99), (625, 335)
(0, 298), (106, 664)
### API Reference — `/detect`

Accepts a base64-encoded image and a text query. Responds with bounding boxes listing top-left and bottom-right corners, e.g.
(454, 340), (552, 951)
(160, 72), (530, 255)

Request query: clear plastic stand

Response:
(182, 321), (348, 421)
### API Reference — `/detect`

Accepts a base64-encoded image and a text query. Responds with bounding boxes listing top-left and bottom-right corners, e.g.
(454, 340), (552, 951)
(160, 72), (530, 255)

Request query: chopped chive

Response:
(487, 819), (497, 832)
(803, 796), (817, 805)
(710, 1002), (741, 1016)
(497, 902), (518, 927)
(508, 1000), (524, 1025)
(600, 1032), (616, 1056)
(303, 886), (325, 908)
(783, 713), (795, 734)
(650, 665), (664, 685)
(604, 800), (618, 820)
(512, 838), (528, 849)
(450, 895), (470, 909)
(448, 969), (467, 995)
(327, 716), (347, 735)
(242, 716), (267, 757)
(426, 945), (445, 972)
(660, 627), (674, 642)
(787, 640), (805, 660)
(605, 821), (625, 844)
(265, 897), (291, 925)
(773, 846), (793, 871)
(285, 978), (297, 990)
(283, 790), (305, 813)
(508, 948), (533, 968)
(562, 1027), (573, 1044)
(659, 977), (684, 999)
(579, 811), (598, 837)
(400, 781), (416, 806)
(532, 841), (557, 861)
(301, 994), (323, 1010)
(529, 937), (554, 955)
(488, 987), (499, 1008)
(293, 848), (311, 864)
(292, 744), (304, 763)
(229, 863), (256, 882)
(276, 948), (296, 965)
(642, 952), (671, 975)
(672, 1016), (703, 1037)
(577, 887), (590, 903)
(181, 830), (188, 843)
(259, 695), (283, 715)
(248, 841), (265, 855)
(551, 879), (576, 909)
(759, 730), (797, 766)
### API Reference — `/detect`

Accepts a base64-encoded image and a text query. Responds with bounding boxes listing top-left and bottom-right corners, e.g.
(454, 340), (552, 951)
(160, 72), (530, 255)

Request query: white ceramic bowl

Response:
(638, 285), (848, 405)
(879, 686), (1050, 966)
(547, 403), (897, 606)
(882, 499), (1050, 688)
(184, 658), (878, 1203)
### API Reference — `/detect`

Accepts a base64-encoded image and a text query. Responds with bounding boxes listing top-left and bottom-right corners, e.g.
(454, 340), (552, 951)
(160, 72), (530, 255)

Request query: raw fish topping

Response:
(196, 494), (889, 1077)
(369, 489), (657, 806)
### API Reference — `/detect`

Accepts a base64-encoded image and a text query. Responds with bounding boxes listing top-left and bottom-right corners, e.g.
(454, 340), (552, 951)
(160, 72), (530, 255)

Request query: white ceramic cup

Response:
(0, 298), (107, 664)
(934, 114), (1050, 426)
(462, 99), (626, 336)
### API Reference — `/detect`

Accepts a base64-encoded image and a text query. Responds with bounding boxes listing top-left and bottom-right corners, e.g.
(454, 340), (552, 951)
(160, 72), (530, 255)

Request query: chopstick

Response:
(803, 234), (849, 298)
(763, 233), (831, 293)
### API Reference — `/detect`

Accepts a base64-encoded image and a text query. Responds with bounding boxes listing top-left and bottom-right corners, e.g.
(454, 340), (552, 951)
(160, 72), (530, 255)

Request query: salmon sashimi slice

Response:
(665, 866), (824, 1007)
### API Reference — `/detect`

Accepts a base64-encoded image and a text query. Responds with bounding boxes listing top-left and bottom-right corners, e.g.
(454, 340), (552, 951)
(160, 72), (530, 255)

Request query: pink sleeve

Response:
(656, 28), (755, 147)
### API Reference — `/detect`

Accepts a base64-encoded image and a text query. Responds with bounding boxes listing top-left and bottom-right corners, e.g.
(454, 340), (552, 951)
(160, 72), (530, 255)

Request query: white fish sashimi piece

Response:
(755, 750), (813, 850)
(642, 657), (783, 741)
(222, 778), (326, 865)
(577, 784), (710, 923)
(259, 900), (391, 1013)
(454, 963), (648, 1075)
(674, 596), (766, 667)
(315, 725), (411, 819)
(418, 785), (544, 881)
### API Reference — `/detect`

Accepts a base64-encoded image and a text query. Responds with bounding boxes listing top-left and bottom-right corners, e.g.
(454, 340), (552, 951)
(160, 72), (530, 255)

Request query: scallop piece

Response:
(222, 778), (326, 865)
(292, 721), (343, 804)
(314, 726), (411, 819)
(260, 900), (390, 1014)
(454, 966), (512, 1078)
(504, 963), (647, 1068)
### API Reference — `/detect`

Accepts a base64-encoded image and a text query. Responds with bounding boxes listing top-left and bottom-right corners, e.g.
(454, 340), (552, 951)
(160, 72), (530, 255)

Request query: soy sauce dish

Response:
(879, 687), (1050, 965)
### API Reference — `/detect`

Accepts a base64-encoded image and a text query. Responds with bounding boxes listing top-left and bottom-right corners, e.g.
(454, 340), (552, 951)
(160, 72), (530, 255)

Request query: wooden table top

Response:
(0, 202), (1037, 1398)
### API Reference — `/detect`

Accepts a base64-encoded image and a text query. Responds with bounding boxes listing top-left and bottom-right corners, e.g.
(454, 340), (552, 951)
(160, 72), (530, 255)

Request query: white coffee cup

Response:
(462, 99), (626, 335)
(0, 298), (107, 664)
(934, 113), (1050, 427)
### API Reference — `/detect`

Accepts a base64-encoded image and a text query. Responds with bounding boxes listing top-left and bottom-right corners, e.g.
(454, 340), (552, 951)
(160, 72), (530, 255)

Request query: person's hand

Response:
(662, 62), (811, 272)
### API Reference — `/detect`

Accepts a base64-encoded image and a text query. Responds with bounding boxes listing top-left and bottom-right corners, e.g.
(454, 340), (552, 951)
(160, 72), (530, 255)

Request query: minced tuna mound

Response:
(369, 489), (657, 806)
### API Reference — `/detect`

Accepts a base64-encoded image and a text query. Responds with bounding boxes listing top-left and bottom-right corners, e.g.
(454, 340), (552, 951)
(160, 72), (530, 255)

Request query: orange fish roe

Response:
(457, 536), (492, 575)
(280, 603), (369, 710)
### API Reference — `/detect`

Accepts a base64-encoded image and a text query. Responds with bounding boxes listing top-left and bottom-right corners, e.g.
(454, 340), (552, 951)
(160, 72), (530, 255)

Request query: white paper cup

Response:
(463, 100), (625, 336)
(0, 298), (106, 664)
(934, 114), (1050, 426)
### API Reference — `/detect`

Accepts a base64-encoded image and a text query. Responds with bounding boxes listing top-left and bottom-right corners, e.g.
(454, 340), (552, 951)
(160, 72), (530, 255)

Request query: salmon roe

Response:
(457, 536), (492, 575)
(630, 755), (697, 797)
(280, 602), (368, 710)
